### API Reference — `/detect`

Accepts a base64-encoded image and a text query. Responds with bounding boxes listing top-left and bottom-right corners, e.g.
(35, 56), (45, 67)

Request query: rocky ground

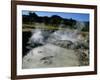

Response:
(22, 28), (89, 69)
(22, 44), (80, 69)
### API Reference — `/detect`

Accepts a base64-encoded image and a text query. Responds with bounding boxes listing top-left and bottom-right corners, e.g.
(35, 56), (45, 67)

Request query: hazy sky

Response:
(22, 10), (89, 21)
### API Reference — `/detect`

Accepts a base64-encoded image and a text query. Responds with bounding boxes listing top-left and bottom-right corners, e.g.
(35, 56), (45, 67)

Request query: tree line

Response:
(22, 12), (89, 31)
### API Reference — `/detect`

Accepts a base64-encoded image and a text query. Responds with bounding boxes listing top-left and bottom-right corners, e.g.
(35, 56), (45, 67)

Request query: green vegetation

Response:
(22, 12), (89, 31)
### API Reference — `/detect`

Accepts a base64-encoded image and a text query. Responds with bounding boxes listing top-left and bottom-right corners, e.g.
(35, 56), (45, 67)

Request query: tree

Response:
(29, 12), (38, 24)
(50, 15), (62, 27)
(63, 18), (76, 29)
(22, 15), (30, 24)
(81, 22), (89, 32)
(43, 16), (50, 25)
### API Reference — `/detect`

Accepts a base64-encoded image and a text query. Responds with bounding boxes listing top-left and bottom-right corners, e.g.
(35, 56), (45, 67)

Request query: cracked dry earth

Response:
(22, 43), (80, 69)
